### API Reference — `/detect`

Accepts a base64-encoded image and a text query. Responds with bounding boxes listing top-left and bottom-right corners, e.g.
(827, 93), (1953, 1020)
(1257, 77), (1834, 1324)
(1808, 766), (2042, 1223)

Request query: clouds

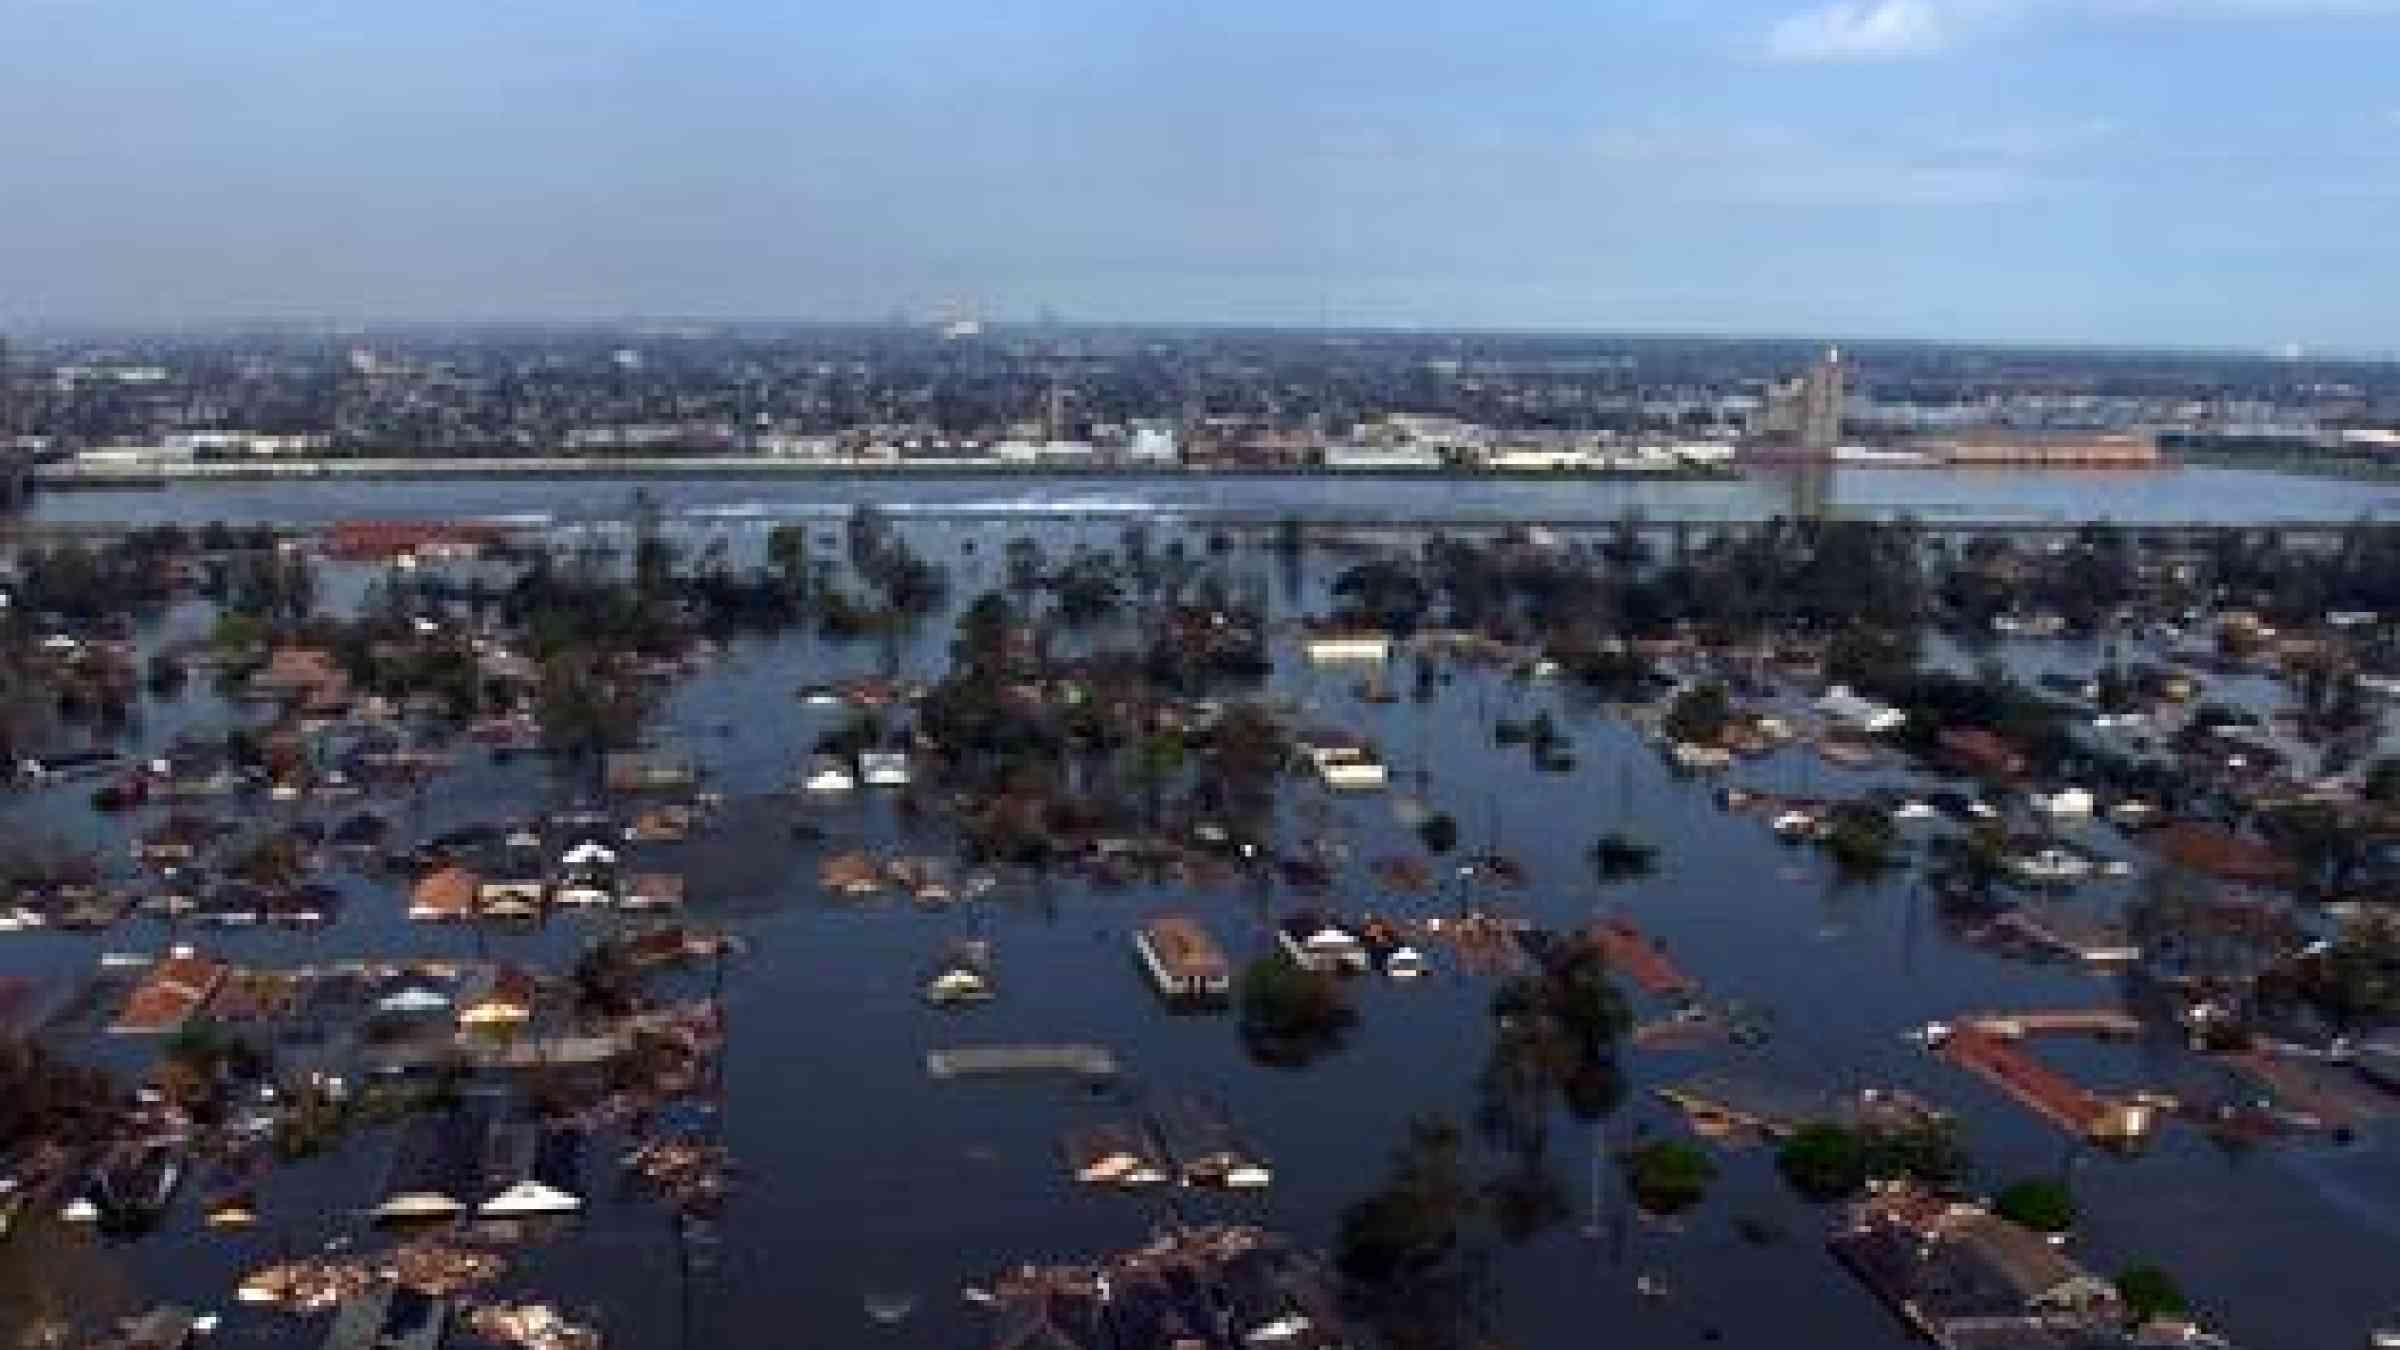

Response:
(1765, 0), (1957, 60)
(1760, 0), (2400, 60)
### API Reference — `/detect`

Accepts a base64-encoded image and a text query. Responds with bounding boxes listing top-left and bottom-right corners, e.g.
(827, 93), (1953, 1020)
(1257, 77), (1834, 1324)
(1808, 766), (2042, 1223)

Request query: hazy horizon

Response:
(9, 317), (2394, 366)
(5, 0), (2397, 348)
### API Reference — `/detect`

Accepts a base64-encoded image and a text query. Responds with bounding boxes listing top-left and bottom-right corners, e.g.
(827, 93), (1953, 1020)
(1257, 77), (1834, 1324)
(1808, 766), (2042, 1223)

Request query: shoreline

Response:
(28, 458), (1744, 490)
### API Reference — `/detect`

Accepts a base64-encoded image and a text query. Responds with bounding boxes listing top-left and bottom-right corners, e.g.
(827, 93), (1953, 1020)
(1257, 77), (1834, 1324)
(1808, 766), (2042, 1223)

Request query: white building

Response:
(1486, 447), (1602, 472)
(1817, 685), (1906, 734)
(1312, 747), (1388, 790)
(858, 751), (912, 788)
(1125, 421), (1180, 465)
(1323, 444), (1443, 471)
(993, 439), (1098, 465)
(1304, 634), (1392, 664)
(759, 432), (842, 459)
(1670, 442), (1738, 467)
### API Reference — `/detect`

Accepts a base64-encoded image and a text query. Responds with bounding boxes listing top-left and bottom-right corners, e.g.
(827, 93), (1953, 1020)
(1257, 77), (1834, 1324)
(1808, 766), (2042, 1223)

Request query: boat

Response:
(1384, 945), (1428, 980)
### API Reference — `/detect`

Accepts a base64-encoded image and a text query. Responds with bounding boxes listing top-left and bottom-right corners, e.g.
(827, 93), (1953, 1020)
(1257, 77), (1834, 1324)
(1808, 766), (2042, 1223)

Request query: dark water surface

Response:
(3, 483), (2395, 1350)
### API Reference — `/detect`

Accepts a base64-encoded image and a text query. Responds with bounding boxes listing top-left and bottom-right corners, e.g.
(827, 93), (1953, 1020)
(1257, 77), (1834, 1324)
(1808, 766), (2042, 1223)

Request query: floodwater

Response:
(3, 482), (2396, 1350)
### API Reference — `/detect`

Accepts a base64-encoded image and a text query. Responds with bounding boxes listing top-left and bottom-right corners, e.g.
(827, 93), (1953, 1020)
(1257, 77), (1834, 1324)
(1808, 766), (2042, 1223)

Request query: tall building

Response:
(1750, 345), (1845, 455)
(1799, 346), (1844, 452)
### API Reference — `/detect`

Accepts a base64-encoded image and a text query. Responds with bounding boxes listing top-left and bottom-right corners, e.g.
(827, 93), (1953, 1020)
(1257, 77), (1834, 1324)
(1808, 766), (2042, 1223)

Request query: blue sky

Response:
(2, 0), (2395, 347)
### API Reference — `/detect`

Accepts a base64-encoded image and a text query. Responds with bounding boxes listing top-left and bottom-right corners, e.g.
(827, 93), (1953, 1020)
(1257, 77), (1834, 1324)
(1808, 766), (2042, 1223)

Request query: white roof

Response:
(480, 1180), (581, 1216)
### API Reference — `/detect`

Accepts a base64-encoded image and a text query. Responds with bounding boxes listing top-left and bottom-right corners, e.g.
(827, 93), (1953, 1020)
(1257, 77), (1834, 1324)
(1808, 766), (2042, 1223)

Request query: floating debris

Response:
(620, 1138), (732, 1214)
(464, 1302), (602, 1350)
(238, 1243), (507, 1313)
(964, 1224), (1345, 1348)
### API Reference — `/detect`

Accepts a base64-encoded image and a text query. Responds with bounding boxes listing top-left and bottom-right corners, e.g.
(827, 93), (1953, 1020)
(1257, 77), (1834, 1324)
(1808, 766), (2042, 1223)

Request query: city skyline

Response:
(3, 0), (2396, 347)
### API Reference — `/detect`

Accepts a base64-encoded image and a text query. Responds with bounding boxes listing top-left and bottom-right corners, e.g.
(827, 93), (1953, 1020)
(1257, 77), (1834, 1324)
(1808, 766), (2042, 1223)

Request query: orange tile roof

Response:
(411, 866), (480, 914)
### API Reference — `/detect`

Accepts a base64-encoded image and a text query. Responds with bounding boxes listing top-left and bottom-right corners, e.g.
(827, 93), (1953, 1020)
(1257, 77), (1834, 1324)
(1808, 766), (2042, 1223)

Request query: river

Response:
(16, 463), (2400, 529)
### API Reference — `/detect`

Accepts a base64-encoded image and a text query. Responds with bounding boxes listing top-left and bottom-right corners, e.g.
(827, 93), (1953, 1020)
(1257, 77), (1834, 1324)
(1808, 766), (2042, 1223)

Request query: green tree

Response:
(1663, 681), (1732, 745)
(1418, 812), (1459, 855)
(1622, 1140), (1716, 1215)
(2114, 1264), (2189, 1321)
(536, 652), (646, 761)
(1335, 1116), (1490, 1350)
(1777, 1123), (1868, 1201)
(1239, 956), (1355, 1067)
(1822, 802), (1898, 878)
(767, 523), (810, 586)
(1994, 1178), (2076, 1233)
(1590, 832), (1658, 882)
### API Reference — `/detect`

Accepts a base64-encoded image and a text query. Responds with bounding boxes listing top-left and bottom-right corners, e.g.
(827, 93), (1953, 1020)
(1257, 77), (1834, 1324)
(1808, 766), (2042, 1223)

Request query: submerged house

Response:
(1148, 1097), (1272, 1189)
(476, 873), (546, 922)
(801, 754), (857, 794)
(321, 1287), (446, 1350)
(478, 1121), (582, 1218)
(621, 872), (687, 912)
(603, 750), (697, 795)
(1830, 1186), (2127, 1348)
(374, 1105), (489, 1221)
(456, 966), (537, 1029)
(110, 951), (229, 1035)
(1303, 633), (1392, 665)
(376, 1097), (583, 1224)
(1134, 915), (1232, 1003)
(1656, 1070), (1836, 1141)
(1995, 905), (2141, 966)
(924, 938), (995, 1006)
(1818, 685), (1906, 734)
(407, 867), (480, 923)
(858, 750), (912, 788)
(1278, 911), (1368, 975)
(1062, 1123), (1169, 1187)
